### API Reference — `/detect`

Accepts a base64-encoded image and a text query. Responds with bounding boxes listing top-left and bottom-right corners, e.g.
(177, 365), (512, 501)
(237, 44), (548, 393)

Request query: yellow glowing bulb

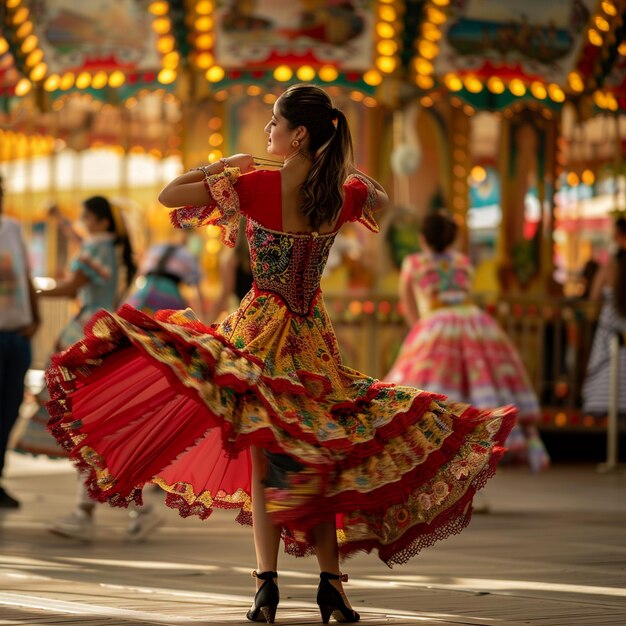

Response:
(152, 17), (171, 34)
(29, 62), (47, 81)
(566, 172), (579, 187)
(318, 65), (338, 82)
(416, 74), (434, 89)
(91, 71), (108, 89)
(76, 72), (92, 89)
(470, 165), (487, 184)
(208, 132), (223, 147)
(25, 48), (43, 67)
(414, 58), (434, 75)
(108, 70), (126, 87)
(15, 78), (32, 96)
(593, 90), (607, 108)
(363, 69), (383, 86)
(568, 72), (584, 92)
(60, 72), (75, 90)
(548, 83), (565, 102)
(595, 15), (609, 32)
(208, 149), (223, 163)
(157, 68), (176, 84)
(377, 39), (397, 56)
(419, 40), (439, 59)
(422, 23), (442, 42)
(487, 77), (504, 94)
(509, 78), (526, 96)
(157, 35), (176, 54)
(618, 41), (626, 56)
(148, 1), (169, 16)
(195, 52), (214, 69)
(205, 65), (225, 82)
(21, 34), (38, 54)
(444, 73), (463, 91)
(531, 81), (547, 99)
(196, 33), (214, 49)
(464, 76), (483, 93)
(162, 51), (180, 69)
(376, 22), (395, 38)
(296, 65), (315, 81)
(12, 7), (29, 25)
(0, 38), (9, 55)
(7, 0), (22, 8)
(379, 5), (396, 21)
(432, 0), (450, 5)
(588, 29), (603, 46)
(376, 56), (397, 73)
(196, 1), (213, 15)
(426, 7), (447, 24)
(194, 16), (213, 31)
(273, 65), (293, 82)
(581, 169), (595, 186)
(602, 1), (617, 16)
(16, 21), (33, 38)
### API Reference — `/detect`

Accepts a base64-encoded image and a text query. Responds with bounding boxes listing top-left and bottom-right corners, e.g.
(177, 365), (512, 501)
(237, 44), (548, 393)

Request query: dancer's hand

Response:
(224, 154), (256, 174)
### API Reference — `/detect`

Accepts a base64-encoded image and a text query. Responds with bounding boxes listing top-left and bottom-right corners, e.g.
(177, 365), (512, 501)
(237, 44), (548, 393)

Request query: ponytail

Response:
(277, 84), (354, 231)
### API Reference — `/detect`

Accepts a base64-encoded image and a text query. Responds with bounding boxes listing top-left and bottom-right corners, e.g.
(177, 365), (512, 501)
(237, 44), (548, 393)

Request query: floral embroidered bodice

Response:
(247, 219), (336, 315)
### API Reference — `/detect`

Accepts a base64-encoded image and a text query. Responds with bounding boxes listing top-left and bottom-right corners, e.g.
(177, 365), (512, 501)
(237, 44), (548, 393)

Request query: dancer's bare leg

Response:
(312, 517), (353, 608)
(251, 446), (281, 588)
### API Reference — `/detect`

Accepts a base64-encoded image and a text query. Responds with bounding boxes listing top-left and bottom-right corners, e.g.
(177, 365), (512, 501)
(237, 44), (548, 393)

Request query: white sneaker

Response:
(126, 506), (163, 543)
(47, 510), (95, 541)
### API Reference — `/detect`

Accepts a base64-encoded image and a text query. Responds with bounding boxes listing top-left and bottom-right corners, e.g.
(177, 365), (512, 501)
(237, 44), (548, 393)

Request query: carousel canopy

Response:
(1, 0), (625, 138)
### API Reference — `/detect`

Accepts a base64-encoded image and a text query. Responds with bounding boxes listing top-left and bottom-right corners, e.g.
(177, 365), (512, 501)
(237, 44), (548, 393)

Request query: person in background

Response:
(125, 229), (206, 317)
(386, 211), (549, 476)
(582, 216), (626, 418)
(0, 176), (40, 508)
(32, 196), (160, 541)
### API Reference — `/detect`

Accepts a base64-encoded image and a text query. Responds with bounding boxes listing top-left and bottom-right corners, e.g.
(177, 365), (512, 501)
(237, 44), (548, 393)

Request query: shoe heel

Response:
(319, 604), (333, 624)
(261, 605), (277, 623)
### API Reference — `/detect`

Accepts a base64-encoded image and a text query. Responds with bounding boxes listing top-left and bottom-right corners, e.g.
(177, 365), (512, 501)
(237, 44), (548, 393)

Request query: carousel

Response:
(1, 0), (626, 438)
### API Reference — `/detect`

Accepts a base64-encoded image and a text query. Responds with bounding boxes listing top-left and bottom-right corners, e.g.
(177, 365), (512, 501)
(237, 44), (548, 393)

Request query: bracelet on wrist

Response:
(219, 157), (231, 169)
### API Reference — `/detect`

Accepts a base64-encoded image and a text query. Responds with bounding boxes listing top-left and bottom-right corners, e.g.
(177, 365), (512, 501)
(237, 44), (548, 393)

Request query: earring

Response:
(291, 139), (300, 148)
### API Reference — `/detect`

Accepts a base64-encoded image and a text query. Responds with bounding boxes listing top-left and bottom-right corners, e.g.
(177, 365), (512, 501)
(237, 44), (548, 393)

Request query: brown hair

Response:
(422, 211), (458, 253)
(277, 84), (353, 231)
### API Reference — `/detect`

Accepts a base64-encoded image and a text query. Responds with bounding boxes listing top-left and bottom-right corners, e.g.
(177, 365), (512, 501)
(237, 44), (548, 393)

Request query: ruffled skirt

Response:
(46, 291), (515, 566)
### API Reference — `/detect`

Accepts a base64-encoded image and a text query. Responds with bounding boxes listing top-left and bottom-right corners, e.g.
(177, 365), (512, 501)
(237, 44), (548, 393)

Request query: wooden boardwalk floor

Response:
(1, 456), (625, 625)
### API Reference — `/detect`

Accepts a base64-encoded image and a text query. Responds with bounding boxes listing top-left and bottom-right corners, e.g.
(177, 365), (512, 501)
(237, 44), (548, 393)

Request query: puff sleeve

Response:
(344, 174), (379, 233)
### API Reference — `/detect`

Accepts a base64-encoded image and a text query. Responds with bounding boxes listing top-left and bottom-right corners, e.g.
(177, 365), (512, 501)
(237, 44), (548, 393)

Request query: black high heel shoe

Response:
(246, 570), (279, 623)
(316, 572), (360, 624)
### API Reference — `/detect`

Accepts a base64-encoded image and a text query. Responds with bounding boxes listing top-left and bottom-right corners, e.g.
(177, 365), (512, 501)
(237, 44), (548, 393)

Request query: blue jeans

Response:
(0, 331), (31, 477)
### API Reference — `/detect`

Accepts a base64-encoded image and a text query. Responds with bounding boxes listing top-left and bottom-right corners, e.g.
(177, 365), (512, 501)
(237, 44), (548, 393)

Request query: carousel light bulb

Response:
(531, 81), (547, 99)
(274, 65), (293, 81)
(414, 57), (434, 75)
(568, 72), (584, 92)
(618, 41), (626, 56)
(153, 17), (172, 34)
(432, 0), (450, 5)
(20, 34), (38, 54)
(470, 165), (487, 184)
(422, 23), (442, 42)
(43, 74), (60, 91)
(464, 75), (483, 93)
(7, 0), (22, 8)
(196, 1), (213, 15)
(25, 48), (43, 67)
(363, 69), (383, 86)
(195, 52), (214, 69)
(15, 78), (31, 96)
(581, 169), (595, 185)
(418, 40), (439, 59)
(379, 5), (396, 21)
(415, 74), (434, 89)
(376, 56), (397, 73)
(75, 71), (92, 89)
(162, 51), (180, 69)
(296, 65), (315, 81)
(509, 78), (526, 96)
(548, 83), (565, 102)
(208, 132), (223, 147)
(595, 15), (610, 32)
(157, 68), (176, 84)
(157, 35), (176, 53)
(60, 72), (75, 90)
(196, 33), (214, 49)
(0, 38), (8, 55)
(29, 62), (47, 82)
(108, 70), (125, 87)
(91, 71), (108, 89)
(205, 65), (225, 82)
(567, 172), (579, 187)
(487, 76), (505, 94)
(16, 21), (33, 38)
(208, 149), (222, 162)
(426, 7), (447, 25)
(12, 7), (29, 25)
(148, 1), (169, 16)
(588, 29), (603, 46)
(194, 16), (213, 31)
(377, 39), (397, 56)
(444, 73), (462, 91)
(602, 1), (617, 16)
(318, 65), (338, 82)
(247, 85), (262, 96)
(376, 22), (395, 38)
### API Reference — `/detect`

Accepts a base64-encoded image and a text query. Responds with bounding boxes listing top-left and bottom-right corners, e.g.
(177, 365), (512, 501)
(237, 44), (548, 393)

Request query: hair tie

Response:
(331, 107), (339, 128)
(109, 203), (127, 238)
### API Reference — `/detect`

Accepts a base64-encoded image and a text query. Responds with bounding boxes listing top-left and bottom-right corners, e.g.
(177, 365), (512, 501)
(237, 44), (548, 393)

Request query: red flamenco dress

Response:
(46, 168), (515, 566)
